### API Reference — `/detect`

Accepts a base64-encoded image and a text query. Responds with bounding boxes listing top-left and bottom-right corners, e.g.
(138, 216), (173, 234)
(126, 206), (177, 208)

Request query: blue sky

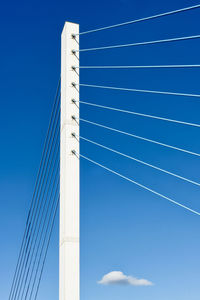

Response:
(1, 0), (200, 299)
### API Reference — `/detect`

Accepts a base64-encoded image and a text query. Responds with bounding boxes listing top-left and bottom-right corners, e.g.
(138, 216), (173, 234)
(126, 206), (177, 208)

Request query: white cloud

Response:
(98, 271), (153, 286)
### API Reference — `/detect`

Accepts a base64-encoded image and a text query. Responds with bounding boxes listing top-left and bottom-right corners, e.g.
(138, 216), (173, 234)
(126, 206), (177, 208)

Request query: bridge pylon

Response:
(60, 21), (80, 300)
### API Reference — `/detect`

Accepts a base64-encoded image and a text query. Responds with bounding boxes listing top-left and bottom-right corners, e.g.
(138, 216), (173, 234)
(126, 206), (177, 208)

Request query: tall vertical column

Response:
(60, 22), (79, 300)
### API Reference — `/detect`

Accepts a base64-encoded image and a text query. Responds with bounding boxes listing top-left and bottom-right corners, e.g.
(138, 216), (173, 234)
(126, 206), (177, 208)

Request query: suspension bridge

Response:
(7, 3), (200, 300)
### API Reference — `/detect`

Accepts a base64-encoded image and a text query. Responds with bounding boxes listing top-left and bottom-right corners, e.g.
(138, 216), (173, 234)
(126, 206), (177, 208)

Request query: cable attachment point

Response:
(71, 66), (76, 71)
(71, 99), (76, 104)
(71, 82), (76, 87)
(71, 132), (76, 138)
(71, 150), (76, 155)
(71, 34), (76, 39)
(71, 50), (76, 55)
(71, 115), (76, 121)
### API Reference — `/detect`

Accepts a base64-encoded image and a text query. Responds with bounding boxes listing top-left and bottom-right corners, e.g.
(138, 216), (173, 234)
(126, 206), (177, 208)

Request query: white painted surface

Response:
(60, 22), (79, 300)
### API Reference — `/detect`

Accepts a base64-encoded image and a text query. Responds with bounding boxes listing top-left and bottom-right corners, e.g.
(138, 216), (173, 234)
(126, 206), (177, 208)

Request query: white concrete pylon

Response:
(60, 22), (80, 300)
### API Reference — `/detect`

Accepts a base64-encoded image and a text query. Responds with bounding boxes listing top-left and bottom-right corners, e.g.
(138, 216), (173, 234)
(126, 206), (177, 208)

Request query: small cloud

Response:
(98, 271), (153, 286)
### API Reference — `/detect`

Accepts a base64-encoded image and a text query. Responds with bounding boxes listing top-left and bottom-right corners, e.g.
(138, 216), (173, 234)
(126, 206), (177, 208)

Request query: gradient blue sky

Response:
(1, 0), (200, 299)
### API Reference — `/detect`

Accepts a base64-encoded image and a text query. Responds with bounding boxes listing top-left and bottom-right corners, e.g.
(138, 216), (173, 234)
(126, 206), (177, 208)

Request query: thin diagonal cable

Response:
(33, 193), (59, 300)
(11, 92), (60, 300)
(78, 83), (200, 99)
(22, 141), (59, 297)
(76, 64), (200, 69)
(77, 4), (200, 35)
(9, 224), (28, 300)
(12, 108), (60, 300)
(25, 162), (60, 300)
(29, 181), (59, 300)
(13, 105), (60, 300)
(9, 82), (60, 300)
(78, 135), (200, 187)
(75, 34), (200, 52)
(75, 100), (200, 128)
(78, 153), (200, 216)
(9, 81), (60, 300)
(22, 148), (60, 300)
(15, 103), (60, 300)
(15, 118), (60, 300)
(79, 118), (200, 157)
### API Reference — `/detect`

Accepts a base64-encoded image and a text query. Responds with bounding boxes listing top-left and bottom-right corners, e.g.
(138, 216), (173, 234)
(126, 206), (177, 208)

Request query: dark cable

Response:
(23, 154), (60, 300)
(9, 80), (60, 300)
(29, 181), (59, 300)
(33, 194), (59, 300)
(14, 111), (60, 300)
